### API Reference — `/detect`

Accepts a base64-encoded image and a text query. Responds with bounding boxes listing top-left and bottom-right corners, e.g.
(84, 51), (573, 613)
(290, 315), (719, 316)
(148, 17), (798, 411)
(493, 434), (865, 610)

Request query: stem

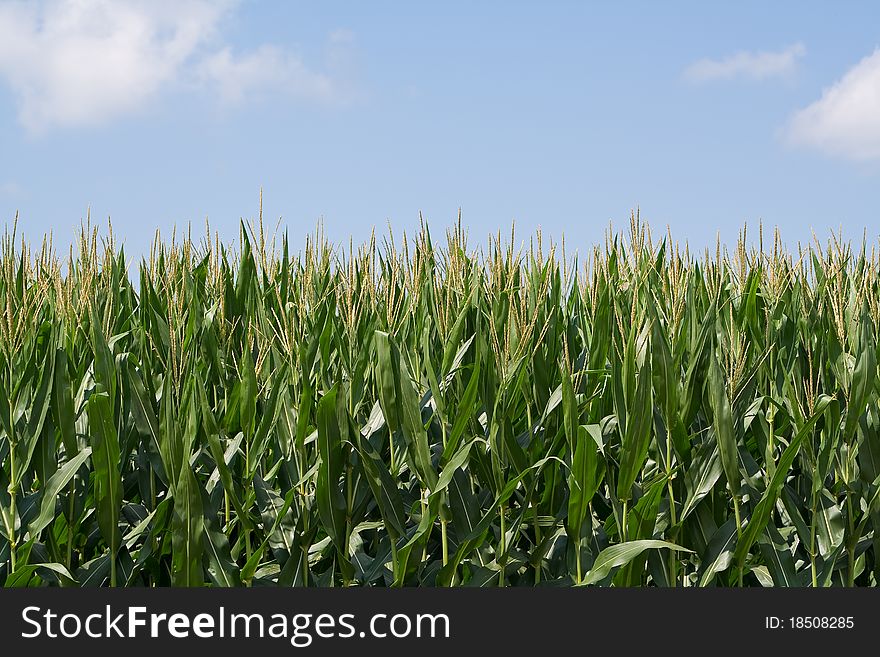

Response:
(390, 539), (399, 585)
(619, 499), (630, 585)
(301, 505), (311, 587)
(420, 496), (431, 563)
(66, 480), (76, 570)
(245, 428), (253, 562)
(575, 537), (583, 584)
(110, 553), (117, 587)
(847, 548), (855, 587)
(666, 435), (677, 587)
(389, 431), (396, 474)
(8, 436), (17, 574)
(809, 490), (818, 587)
(498, 504), (506, 587)
(846, 491), (856, 587)
(441, 506), (453, 587)
(245, 434), (250, 482)
(302, 546), (309, 587)
(732, 494), (743, 587)
(533, 503), (542, 585)
(344, 463), (354, 586)
(150, 469), (158, 586)
(667, 481), (678, 587)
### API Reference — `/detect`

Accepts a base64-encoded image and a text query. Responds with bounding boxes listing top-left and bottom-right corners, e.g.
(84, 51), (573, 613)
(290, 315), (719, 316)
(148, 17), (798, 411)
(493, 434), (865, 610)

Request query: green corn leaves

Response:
(845, 308), (876, 443)
(563, 367), (604, 547)
(86, 392), (122, 584)
(734, 395), (833, 566)
(617, 341), (654, 501)
(0, 219), (878, 587)
(375, 330), (438, 491)
(582, 540), (692, 585)
(171, 461), (205, 587)
(316, 385), (350, 570)
(357, 438), (407, 544)
(29, 447), (92, 537)
(708, 357), (740, 496)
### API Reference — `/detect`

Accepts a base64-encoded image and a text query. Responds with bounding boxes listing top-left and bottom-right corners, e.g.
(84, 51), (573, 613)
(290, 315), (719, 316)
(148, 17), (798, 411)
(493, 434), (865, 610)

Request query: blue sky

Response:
(1, 1), (879, 257)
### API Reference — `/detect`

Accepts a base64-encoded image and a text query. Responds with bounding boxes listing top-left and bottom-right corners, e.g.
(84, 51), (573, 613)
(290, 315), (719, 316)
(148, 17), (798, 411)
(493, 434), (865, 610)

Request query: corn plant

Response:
(0, 212), (878, 587)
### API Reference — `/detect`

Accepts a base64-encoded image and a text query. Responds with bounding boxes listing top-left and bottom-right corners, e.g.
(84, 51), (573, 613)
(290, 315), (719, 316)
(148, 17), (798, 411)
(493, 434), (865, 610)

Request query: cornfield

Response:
(1, 212), (879, 588)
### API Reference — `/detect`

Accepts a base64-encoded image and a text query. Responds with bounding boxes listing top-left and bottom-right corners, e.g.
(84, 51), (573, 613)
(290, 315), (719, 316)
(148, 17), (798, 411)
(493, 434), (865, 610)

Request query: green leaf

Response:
(86, 392), (122, 563)
(239, 345), (257, 437)
(89, 305), (117, 402)
(680, 439), (722, 523)
(734, 395), (833, 565)
(582, 540), (692, 585)
(708, 357), (740, 496)
(204, 515), (241, 587)
(617, 356), (653, 500)
(357, 439), (406, 543)
(16, 326), (55, 482)
(844, 308), (876, 443)
(316, 386), (348, 557)
(375, 331), (400, 435)
(254, 475), (298, 562)
(567, 425), (604, 540)
(171, 461), (205, 586)
(28, 447), (92, 537)
(52, 349), (77, 458)
(5, 562), (74, 588)
(127, 364), (167, 484)
(815, 489), (845, 558)
(697, 518), (738, 586)
(759, 526), (801, 587)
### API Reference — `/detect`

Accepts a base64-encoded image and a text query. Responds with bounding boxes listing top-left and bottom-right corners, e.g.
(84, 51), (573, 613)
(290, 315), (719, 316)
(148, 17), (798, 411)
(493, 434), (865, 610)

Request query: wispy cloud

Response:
(0, 181), (22, 197)
(198, 47), (329, 105)
(0, 0), (352, 134)
(785, 48), (880, 161)
(684, 43), (806, 83)
(197, 30), (353, 104)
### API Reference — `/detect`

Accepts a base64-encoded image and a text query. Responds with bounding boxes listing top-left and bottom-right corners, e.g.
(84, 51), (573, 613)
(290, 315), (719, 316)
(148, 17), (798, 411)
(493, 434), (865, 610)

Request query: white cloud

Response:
(684, 43), (806, 82)
(785, 48), (880, 161)
(198, 46), (337, 105)
(0, 0), (229, 133)
(0, 0), (350, 134)
(0, 181), (22, 197)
